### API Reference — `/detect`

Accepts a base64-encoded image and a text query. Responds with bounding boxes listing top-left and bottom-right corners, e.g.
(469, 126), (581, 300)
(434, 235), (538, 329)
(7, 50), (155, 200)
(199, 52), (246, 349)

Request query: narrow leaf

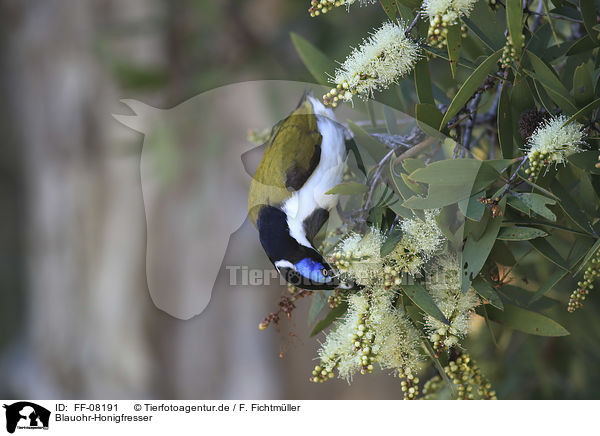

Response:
(290, 32), (336, 85)
(326, 181), (369, 195)
(462, 200), (506, 292)
(579, 0), (600, 43)
(573, 63), (594, 106)
(550, 179), (595, 234)
(439, 50), (502, 129)
(480, 304), (569, 336)
(414, 59), (435, 104)
(402, 283), (450, 325)
(529, 238), (569, 270)
(506, 0), (524, 60)
(446, 23), (462, 78)
(562, 98), (600, 126)
(379, 0), (400, 21)
(310, 302), (348, 337)
(348, 121), (389, 162)
(498, 82), (514, 158)
(472, 276), (504, 310)
(498, 226), (548, 240)
(527, 269), (568, 306)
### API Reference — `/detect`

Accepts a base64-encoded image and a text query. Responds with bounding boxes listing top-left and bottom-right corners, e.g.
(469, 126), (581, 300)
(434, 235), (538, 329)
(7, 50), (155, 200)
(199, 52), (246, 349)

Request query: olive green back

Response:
(248, 98), (322, 226)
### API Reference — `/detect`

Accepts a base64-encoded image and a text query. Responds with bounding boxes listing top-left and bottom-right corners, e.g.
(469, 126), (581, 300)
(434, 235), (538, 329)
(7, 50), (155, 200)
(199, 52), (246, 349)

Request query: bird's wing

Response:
(248, 98), (322, 226)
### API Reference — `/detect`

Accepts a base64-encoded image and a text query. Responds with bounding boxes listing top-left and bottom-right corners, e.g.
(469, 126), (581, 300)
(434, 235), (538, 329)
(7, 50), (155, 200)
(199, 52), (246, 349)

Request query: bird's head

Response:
(258, 205), (361, 291)
(274, 251), (338, 290)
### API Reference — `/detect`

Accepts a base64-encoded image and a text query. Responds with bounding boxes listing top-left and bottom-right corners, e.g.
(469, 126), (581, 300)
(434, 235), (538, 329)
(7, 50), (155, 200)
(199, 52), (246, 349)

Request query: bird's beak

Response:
(333, 273), (363, 291)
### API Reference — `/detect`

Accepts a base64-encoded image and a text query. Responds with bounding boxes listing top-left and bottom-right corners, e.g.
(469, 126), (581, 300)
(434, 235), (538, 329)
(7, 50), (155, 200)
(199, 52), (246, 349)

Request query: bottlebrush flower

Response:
(423, 0), (477, 23)
(424, 253), (478, 351)
(423, 0), (475, 48)
(525, 115), (586, 179)
(308, 0), (376, 17)
(332, 228), (384, 286)
(311, 286), (422, 382)
(323, 22), (420, 106)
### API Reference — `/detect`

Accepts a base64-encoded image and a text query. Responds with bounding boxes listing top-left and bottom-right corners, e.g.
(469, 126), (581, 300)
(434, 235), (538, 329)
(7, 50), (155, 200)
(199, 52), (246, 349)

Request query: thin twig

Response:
(497, 157), (527, 201)
(462, 91), (483, 153)
(528, 10), (583, 24)
(405, 12), (421, 36)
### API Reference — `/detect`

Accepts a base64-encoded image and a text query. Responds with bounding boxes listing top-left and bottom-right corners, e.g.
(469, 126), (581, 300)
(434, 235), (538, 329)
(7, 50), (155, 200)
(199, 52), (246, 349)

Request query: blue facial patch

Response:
(295, 258), (332, 284)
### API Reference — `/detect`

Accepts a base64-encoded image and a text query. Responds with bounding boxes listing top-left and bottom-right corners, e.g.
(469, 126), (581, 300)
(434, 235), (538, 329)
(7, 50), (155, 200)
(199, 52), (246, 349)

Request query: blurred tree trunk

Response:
(1, 0), (154, 398)
(0, 0), (282, 400)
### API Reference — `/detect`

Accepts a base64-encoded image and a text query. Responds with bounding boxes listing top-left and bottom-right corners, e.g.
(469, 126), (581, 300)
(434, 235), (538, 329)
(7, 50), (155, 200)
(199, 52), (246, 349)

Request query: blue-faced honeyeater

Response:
(248, 93), (353, 290)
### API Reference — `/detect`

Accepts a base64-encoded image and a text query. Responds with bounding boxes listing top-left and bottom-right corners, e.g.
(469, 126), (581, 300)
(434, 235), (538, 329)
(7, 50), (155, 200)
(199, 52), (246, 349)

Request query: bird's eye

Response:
(322, 268), (328, 276)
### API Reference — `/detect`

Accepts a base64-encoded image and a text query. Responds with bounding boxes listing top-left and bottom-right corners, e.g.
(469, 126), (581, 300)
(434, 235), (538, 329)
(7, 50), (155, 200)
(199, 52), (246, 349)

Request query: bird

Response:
(248, 92), (352, 291)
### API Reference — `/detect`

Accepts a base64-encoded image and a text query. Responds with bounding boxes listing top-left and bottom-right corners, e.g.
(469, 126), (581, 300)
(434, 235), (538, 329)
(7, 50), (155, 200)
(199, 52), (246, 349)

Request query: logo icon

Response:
(3, 402), (50, 434)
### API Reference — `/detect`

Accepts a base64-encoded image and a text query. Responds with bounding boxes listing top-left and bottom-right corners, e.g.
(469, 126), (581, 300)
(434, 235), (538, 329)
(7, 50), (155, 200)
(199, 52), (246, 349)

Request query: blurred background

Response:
(1, 0), (599, 400)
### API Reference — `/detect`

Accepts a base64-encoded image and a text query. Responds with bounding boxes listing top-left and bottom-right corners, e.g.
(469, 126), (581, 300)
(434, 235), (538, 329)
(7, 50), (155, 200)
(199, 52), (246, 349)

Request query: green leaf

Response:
(498, 226), (548, 240)
(579, 0), (600, 43)
(471, 276), (504, 310)
(381, 230), (404, 257)
(498, 82), (514, 158)
(403, 184), (471, 209)
(566, 35), (597, 56)
(458, 193), (486, 221)
(446, 23), (462, 78)
(507, 195), (531, 216)
(402, 158), (426, 174)
(562, 98), (600, 126)
(550, 179), (595, 234)
(379, 0), (400, 21)
(467, 0), (506, 49)
(404, 160), (501, 209)
(480, 304), (569, 336)
(310, 302), (348, 337)
(408, 159), (484, 185)
(527, 269), (568, 306)
(541, 0), (560, 47)
(325, 181), (369, 195)
(415, 103), (443, 131)
(402, 283), (450, 325)
(462, 200), (506, 292)
(439, 50), (502, 129)
(569, 151), (600, 174)
(526, 51), (578, 114)
(422, 45), (479, 71)
(308, 291), (332, 327)
(348, 121), (389, 162)
(506, 0), (524, 60)
(573, 63), (595, 106)
(384, 106), (400, 135)
(290, 32), (336, 85)
(510, 75), (535, 147)
(575, 237), (600, 275)
(462, 17), (499, 51)
(529, 237), (569, 270)
(414, 59), (435, 105)
(396, 0), (421, 9)
(512, 192), (557, 221)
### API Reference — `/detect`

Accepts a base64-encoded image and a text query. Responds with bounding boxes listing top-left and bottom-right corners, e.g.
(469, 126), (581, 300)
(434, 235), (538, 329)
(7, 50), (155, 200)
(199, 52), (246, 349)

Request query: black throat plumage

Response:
(256, 205), (322, 265)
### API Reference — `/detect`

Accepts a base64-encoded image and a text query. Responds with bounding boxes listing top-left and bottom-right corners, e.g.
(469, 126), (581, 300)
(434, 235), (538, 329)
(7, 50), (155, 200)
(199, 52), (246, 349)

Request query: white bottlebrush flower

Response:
(400, 209), (443, 258)
(313, 286), (423, 382)
(309, 0), (376, 17)
(526, 115), (586, 165)
(333, 228), (384, 285)
(323, 22), (420, 106)
(423, 0), (474, 48)
(423, 0), (477, 23)
(386, 209), (444, 276)
(424, 253), (478, 350)
(367, 287), (422, 374)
